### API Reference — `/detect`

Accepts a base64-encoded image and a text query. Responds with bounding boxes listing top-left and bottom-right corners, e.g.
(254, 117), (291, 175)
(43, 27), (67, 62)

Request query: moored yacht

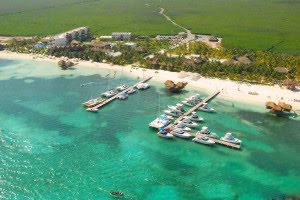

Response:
(198, 103), (214, 112)
(168, 103), (186, 113)
(197, 126), (218, 138)
(118, 92), (128, 100)
(126, 88), (136, 94)
(170, 128), (191, 138)
(82, 98), (104, 107)
(220, 132), (242, 144)
(164, 109), (181, 117)
(193, 136), (215, 145)
(182, 98), (198, 107)
(149, 115), (173, 129)
(116, 84), (128, 91)
(86, 107), (99, 112)
(157, 127), (174, 139)
(177, 118), (198, 128)
(184, 112), (203, 122)
(136, 83), (150, 90)
(175, 122), (191, 131)
(101, 90), (117, 98)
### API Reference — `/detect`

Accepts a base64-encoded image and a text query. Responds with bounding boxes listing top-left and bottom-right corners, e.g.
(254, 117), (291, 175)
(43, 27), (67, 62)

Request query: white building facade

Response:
(112, 32), (131, 40)
(46, 27), (89, 47)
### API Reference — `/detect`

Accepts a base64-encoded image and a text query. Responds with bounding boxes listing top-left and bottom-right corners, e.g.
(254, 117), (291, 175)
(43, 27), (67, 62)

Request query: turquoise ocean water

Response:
(0, 58), (299, 199)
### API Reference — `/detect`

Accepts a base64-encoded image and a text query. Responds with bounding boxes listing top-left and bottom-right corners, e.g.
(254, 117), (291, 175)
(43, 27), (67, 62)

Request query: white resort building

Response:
(112, 32), (131, 40)
(44, 27), (89, 47)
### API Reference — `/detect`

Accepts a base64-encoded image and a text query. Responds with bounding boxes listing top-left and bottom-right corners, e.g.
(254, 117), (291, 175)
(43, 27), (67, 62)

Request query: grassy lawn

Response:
(0, 0), (181, 36)
(1, 0), (300, 54)
(152, 0), (300, 54)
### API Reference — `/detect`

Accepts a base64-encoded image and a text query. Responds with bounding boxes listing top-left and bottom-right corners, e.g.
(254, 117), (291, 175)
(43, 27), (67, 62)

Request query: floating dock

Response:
(90, 76), (152, 111)
(189, 132), (241, 150)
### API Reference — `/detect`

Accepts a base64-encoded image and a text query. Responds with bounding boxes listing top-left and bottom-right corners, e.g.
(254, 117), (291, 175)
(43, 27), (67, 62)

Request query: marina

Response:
(88, 76), (152, 111)
(155, 91), (242, 150)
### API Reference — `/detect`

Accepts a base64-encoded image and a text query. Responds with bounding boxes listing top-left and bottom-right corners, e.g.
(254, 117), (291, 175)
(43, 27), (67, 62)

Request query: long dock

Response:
(189, 132), (241, 150)
(165, 91), (241, 150)
(174, 91), (220, 124)
(90, 76), (152, 110)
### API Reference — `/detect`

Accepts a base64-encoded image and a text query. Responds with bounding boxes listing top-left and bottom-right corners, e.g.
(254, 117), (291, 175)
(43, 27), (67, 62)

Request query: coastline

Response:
(1, 51), (300, 111)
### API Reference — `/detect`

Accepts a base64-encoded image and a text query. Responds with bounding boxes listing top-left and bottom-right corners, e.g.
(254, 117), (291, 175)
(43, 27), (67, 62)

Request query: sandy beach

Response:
(1, 51), (300, 111)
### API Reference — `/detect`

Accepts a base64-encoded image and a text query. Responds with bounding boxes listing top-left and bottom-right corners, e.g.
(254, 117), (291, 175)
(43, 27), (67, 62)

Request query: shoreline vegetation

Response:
(1, 51), (300, 112)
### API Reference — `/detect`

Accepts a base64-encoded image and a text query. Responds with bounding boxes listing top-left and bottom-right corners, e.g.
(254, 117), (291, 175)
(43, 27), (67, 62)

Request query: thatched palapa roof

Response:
(266, 101), (276, 109)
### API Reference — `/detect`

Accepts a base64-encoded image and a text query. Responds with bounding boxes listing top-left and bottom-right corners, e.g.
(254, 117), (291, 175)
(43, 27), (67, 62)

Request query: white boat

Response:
(177, 118), (198, 128)
(126, 88), (136, 94)
(197, 126), (218, 138)
(149, 115), (173, 129)
(82, 97), (104, 107)
(118, 92), (128, 100)
(198, 103), (214, 112)
(193, 136), (215, 145)
(170, 128), (191, 138)
(220, 132), (242, 144)
(136, 83), (150, 90)
(175, 122), (191, 131)
(101, 90), (117, 98)
(157, 128), (174, 139)
(164, 109), (181, 117)
(116, 84), (128, 91)
(184, 112), (203, 122)
(185, 94), (202, 102)
(182, 99), (198, 107)
(168, 103), (186, 113)
(86, 107), (98, 112)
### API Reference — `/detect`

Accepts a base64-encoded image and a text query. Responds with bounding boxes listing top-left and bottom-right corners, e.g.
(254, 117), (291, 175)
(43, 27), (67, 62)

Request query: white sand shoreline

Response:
(1, 51), (300, 111)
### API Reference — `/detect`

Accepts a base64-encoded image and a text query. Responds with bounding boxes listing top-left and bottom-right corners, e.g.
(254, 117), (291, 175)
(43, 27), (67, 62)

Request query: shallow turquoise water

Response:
(0, 59), (299, 199)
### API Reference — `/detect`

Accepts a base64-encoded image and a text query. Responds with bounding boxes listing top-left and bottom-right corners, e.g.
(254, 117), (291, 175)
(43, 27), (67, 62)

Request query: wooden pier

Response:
(164, 91), (241, 150)
(189, 132), (241, 150)
(174, 91), (220, 124)
(90, 76), (152, 111)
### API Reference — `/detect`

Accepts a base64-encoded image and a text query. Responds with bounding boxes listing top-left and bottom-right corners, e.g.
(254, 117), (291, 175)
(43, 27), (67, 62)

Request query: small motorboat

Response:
(193, 136), (215, 145)
(164, 109), (181, 117)
(175, 122), (191, 131)
(86, 107), (98, 112)
(110, 191), (124, 197)
(116, 84), (128, 91)
(118, 92), (128, 100)
(168, 103), (186, 113)
(102, 90), (117, 98)
(177, 118), (198, 128)
(149, 115), (173, 129)
(198, 103), (214, 112)
(181, 99), (198, 107)
(197, 126), (218, 138)
(170, 128), (191, 138)
(136, 83), (150, 90)
(184, 112), (203, 122)
(220, 132), (242, 144)
(82, 98), (104, 107)
(126, 88), (136, 94)
(157, 127), (174, 139)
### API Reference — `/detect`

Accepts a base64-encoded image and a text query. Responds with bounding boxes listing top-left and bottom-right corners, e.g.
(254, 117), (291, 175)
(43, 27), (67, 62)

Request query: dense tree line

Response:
(4, 38), (300, 84)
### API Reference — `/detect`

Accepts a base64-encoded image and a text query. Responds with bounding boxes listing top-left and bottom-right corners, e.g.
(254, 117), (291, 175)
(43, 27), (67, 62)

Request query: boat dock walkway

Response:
(174, 91), (220, 124)
(90, 76), (152, 111)
(189, 132), (241, 150)
(165, 91), (241, 150)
